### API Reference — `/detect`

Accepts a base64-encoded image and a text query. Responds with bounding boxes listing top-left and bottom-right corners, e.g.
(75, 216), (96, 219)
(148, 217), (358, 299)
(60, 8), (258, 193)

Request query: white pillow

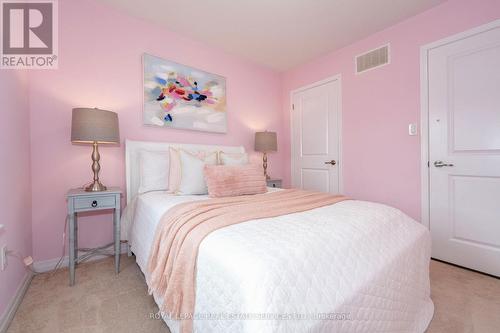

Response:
(177, 150), (217, 195)
(138, 150), (169, 194)
(219, 152), (249, 165)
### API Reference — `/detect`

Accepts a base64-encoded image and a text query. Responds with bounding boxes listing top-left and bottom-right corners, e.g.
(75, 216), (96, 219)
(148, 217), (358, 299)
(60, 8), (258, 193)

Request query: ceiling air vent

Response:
(355, 44), (390, 74)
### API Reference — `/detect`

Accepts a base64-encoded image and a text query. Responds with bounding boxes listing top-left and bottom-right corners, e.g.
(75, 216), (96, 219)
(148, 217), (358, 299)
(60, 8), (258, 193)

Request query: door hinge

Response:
(427, 161), (430, 168)
(292, 104), (295, 110)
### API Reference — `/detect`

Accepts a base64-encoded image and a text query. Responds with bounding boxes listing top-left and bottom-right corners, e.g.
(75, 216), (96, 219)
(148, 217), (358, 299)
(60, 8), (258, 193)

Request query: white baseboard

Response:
(33, 243), (129, 273)
(0, 272), (33, 333)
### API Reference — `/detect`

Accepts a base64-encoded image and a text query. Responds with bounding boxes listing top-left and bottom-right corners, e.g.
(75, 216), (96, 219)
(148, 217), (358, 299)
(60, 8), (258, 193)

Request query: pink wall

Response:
(25, 0), (500, 263)
(0, 71), (32, 317)
(29, 0), (284, 261)
(281, 0), (500, 220)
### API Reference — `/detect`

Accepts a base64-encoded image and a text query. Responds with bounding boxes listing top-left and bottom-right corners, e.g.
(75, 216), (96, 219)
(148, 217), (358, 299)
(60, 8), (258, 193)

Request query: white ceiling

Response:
(98, 0), (446, 71)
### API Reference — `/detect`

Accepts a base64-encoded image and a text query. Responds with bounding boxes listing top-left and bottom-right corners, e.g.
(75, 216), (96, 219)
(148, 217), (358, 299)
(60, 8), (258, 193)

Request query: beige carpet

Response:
(7, 255), (500, 333)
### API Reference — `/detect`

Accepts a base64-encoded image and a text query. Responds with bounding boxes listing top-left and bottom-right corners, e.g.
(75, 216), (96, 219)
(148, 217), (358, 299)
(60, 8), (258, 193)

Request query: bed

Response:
(122, 140), (434, 333)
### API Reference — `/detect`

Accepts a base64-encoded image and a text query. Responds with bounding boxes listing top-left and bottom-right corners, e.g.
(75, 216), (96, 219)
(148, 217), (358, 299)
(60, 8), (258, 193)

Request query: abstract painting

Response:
(143, 54), (227, 133)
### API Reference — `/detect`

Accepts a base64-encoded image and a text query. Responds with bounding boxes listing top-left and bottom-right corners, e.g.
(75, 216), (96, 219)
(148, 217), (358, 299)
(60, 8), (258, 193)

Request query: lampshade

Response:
(71, 108), (120, 144)
(254, 131), (277, 152)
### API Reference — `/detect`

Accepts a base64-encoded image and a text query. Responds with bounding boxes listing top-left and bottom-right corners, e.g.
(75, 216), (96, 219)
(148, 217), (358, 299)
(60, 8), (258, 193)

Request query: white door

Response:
(428, 24), (500, 276)
(291, 77), (341, 194)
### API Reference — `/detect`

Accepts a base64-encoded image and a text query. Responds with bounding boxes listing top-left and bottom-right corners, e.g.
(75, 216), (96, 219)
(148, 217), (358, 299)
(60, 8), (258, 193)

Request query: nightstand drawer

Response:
(266, 179), (282, 188)
(73, 195), (116, 211)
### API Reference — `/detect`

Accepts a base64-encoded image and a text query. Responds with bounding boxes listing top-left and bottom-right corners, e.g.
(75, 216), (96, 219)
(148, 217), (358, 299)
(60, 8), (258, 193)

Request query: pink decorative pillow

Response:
(204, 164), (267, 198)
(168, 147), (183, 192)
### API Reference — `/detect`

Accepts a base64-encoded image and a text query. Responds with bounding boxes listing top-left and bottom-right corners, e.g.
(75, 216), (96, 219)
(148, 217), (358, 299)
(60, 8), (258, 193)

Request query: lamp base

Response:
(85, 142), (107, 192)
(262, 152), (271, 180)
(85, 181), (107, 192)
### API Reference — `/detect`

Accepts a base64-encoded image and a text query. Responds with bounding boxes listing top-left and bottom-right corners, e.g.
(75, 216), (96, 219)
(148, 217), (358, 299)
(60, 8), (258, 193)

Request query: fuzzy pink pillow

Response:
(204, 164), (267, 198)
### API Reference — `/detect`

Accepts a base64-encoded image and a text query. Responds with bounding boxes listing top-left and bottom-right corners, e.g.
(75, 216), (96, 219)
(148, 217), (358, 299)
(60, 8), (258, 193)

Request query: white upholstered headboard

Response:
(125, 140), (245, 204)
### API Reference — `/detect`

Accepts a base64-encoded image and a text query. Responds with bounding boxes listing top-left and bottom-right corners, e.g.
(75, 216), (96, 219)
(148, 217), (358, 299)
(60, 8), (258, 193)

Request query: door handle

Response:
(324, 160), (337, 166)
(434, 161), (454, 168)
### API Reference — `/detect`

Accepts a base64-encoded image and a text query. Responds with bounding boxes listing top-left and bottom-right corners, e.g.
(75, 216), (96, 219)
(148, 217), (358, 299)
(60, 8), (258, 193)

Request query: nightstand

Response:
(66, 187), (122, 286)
(266, 179), (282, 188)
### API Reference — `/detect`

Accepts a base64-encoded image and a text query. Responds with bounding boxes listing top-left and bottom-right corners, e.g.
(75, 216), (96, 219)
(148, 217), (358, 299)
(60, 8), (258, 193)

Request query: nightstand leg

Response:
(74, 214), (78, 264)
(69, 213), (76, 286)
(114, 207), (121, 274)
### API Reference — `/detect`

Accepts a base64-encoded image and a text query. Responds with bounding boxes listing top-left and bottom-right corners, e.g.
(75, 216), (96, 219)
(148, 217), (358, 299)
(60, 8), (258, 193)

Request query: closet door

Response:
(291, 78), (341, 194)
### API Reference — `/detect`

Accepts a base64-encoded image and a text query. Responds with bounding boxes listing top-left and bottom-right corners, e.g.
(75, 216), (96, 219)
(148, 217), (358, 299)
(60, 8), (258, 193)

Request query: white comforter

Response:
(124, 191), (434, 333)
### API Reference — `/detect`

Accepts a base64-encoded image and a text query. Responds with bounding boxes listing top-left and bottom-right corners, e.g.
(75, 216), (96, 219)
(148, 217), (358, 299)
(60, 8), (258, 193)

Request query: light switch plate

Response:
(408, 123), (418, 136)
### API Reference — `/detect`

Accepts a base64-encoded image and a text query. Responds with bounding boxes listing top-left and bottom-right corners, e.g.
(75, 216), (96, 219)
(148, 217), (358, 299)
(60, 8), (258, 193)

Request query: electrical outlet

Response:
(1, 245), (7, 271)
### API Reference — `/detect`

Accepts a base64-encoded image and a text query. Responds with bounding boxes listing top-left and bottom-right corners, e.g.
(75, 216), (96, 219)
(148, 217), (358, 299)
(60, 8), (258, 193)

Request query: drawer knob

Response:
(91, 200), (98, 207)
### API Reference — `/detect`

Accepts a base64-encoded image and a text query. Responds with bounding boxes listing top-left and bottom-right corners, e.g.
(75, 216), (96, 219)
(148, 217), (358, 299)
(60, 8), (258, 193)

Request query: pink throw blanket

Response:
(147, 189), (348, 333)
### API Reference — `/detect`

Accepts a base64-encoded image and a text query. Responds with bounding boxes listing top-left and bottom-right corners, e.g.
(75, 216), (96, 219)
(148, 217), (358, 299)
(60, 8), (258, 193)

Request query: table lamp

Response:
(71, 108), (120, 192)
(254, 131), (277, 180)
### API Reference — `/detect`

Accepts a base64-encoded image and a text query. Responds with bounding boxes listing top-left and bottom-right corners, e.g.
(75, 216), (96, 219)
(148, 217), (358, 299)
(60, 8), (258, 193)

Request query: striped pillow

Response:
(204, 164), (267, 198)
